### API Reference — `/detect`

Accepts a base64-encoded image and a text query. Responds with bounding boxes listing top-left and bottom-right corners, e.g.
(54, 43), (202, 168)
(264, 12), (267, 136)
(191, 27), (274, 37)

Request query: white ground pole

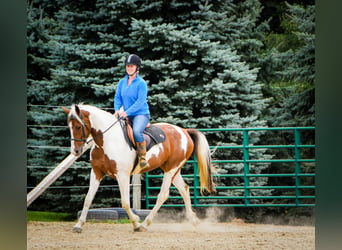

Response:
(27, 140), (94, 207)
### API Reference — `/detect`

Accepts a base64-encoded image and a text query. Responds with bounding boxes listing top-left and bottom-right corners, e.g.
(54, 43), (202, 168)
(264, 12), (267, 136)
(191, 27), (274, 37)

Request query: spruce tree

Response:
(257, 2), (315, 211)
(27, 1), (78, 212)
(262, 2), (315, 127)
(27, 0), (121, 212)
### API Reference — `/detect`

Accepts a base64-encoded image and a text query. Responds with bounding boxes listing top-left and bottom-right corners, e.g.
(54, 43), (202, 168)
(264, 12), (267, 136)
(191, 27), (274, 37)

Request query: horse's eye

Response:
(75, 126), (81, 130)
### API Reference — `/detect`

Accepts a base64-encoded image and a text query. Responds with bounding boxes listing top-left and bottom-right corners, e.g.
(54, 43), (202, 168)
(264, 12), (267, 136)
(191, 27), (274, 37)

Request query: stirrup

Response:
(139, 158), (149, 168)
(132, 158), (149, 175)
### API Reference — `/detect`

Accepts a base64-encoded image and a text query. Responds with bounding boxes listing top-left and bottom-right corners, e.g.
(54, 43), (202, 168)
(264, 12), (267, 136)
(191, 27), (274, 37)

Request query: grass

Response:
(88, 218), (131, 224)
(27, 211), (131, 223)
(27, 211), (75, 222)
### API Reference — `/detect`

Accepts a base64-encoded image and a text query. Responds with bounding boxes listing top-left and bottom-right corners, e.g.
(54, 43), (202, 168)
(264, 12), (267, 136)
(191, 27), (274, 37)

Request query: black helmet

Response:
(124, 54), (141, 67)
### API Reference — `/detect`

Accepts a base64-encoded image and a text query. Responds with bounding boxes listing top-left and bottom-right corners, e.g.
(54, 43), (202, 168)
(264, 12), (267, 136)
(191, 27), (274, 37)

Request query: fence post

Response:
(242, 130), (250, 206)
(294, 129), (302, 205)
(193, 156), (200, 206)
(132, 174), (141, 209)
(145, 172), (150, 208)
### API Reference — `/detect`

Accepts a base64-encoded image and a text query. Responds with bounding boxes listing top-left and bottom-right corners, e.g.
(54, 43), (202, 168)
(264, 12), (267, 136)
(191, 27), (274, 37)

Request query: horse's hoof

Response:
(72, 227), (82, 233)
(133, 226), (147, 232)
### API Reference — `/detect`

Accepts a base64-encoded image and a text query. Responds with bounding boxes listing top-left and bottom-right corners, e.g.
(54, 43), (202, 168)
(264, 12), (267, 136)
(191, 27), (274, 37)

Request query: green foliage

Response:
(27, 211), (74, 221)
(262, 2), (315, 127)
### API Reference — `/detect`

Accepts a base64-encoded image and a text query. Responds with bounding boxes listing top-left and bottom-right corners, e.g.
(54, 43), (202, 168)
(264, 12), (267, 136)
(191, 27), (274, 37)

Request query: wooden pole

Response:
(132, 174), (141, 209)
(27, 141), (93, 207)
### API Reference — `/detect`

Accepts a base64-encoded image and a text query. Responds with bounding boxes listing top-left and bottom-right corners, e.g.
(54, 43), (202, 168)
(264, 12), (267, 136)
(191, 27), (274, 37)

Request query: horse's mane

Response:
(68, 104), (115, 126)
(76, 104), (113, 117)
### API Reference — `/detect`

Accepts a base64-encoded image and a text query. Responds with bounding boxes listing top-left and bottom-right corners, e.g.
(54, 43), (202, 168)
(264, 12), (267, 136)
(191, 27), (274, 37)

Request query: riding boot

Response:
(136, 141), (149, 169)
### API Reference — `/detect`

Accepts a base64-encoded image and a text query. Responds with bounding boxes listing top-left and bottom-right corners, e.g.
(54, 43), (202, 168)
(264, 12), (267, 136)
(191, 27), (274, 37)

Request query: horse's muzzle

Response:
(72, 146), (83, 156)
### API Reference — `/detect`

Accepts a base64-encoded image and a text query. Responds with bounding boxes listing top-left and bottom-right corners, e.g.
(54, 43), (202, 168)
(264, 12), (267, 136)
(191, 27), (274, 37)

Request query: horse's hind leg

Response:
(139, 167), (179, 230)
(73, 169), (101, 233)
(172, 172), (200, 225)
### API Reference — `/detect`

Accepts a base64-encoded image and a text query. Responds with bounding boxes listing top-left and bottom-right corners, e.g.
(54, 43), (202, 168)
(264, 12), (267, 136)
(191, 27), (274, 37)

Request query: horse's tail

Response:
(187, 128), (216, 195)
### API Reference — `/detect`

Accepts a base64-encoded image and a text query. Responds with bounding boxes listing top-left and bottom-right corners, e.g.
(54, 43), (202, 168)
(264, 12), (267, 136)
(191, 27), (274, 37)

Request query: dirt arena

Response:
(27, 219), (314, 250)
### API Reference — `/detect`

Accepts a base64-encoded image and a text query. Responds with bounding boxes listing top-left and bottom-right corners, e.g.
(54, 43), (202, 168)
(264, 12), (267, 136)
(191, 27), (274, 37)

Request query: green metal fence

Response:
(145, 127), (315, 208)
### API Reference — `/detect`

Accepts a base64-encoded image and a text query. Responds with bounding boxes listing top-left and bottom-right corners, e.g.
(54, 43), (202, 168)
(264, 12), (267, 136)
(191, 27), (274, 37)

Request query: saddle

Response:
(120, 118), (166, 151)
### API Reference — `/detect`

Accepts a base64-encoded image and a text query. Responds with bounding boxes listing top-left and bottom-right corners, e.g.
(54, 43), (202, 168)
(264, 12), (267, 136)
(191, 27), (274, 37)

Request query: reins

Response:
(71, 116), (124, 144)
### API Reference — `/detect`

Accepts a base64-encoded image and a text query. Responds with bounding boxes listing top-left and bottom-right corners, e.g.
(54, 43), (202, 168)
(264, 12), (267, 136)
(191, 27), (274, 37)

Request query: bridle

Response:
(71, 113), (123, 144)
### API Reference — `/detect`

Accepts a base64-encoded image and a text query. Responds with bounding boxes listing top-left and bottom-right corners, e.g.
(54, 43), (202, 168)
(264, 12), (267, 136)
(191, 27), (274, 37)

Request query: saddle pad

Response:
(144, 125), (166, 151)
(121, 119), (166, 151)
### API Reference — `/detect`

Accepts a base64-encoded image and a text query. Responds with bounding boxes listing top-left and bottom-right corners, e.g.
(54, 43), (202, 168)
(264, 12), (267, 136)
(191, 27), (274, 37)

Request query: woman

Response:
(114, 54), (150, 169)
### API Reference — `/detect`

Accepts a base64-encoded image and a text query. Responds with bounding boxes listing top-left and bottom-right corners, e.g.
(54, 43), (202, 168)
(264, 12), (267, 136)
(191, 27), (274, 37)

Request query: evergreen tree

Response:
(258, 2), (315, 212)
(27, 0), (80, 212)
(27, 0), (121, 212)
(262, 2), (315, 127)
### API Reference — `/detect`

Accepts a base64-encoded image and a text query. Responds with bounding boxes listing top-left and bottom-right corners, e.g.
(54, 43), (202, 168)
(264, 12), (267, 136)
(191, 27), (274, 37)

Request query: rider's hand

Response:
(114, 110), (120, 118)
(119, 111), (128, 118)
(114, 110), (128, 118)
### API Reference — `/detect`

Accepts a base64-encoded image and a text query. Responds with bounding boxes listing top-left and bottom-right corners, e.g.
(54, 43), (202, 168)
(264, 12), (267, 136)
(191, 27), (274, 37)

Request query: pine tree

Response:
(27, 1), (79, 211)
(27, 0), (121, 212)
(262, 2), (315, 127)
(257, 2), (315, 212)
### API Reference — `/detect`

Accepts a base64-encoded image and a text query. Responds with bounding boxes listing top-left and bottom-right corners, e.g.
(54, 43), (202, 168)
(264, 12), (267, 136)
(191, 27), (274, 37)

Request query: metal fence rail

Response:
(145, 127), (315, 208)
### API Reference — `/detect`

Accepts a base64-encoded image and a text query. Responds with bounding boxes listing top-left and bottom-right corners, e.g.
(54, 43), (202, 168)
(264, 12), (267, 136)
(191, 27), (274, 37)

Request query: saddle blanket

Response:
(143, 125), (167, 151)
(121, 119), (166, 151)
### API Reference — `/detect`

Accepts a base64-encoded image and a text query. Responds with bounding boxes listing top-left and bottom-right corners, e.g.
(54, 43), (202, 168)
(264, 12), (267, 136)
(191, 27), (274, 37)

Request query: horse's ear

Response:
(75, 104), (81, 116)
(62, 107), (70, 114)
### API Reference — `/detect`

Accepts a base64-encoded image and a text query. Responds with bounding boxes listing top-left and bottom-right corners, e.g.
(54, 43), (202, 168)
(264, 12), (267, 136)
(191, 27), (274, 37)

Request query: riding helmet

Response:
(124, 54), (141, 67)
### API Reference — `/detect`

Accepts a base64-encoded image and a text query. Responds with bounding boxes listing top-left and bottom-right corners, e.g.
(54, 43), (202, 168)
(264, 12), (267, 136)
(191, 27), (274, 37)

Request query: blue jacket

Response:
(114, 74), (150, 116)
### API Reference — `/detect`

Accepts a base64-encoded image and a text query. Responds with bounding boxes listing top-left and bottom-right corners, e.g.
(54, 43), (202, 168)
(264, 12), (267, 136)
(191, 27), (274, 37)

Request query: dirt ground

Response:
(27, 219), (314, 250)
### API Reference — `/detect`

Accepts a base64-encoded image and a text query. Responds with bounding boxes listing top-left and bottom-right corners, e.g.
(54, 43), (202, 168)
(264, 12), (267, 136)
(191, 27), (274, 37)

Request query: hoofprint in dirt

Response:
(27, 220), (314, 250)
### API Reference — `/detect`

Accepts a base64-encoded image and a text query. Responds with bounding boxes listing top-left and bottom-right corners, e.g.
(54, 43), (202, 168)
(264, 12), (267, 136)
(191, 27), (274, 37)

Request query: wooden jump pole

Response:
(27, 141), (94, 207)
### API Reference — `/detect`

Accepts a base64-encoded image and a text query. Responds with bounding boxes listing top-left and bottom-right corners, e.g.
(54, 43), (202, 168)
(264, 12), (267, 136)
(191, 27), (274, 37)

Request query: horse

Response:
(62, 104), (216, 232)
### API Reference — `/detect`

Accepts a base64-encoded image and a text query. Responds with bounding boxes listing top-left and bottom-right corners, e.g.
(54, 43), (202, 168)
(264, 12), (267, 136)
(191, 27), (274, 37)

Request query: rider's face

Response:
(126, 64), (138, 76)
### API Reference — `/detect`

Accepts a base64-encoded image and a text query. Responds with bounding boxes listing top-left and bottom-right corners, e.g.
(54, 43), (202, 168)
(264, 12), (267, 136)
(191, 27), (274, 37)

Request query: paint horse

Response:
(62, 104), (216, 232)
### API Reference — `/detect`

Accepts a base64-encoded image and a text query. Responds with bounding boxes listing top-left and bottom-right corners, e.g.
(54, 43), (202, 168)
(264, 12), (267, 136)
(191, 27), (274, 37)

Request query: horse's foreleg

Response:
(116, 172), (141, 230)
(172, 172), (200, 225)
(140, 168), (178, 230)
(73, 169), (100, 233)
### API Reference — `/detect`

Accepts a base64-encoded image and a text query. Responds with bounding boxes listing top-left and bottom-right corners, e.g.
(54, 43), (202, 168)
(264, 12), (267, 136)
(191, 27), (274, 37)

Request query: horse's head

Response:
(62, 104), (91, 156)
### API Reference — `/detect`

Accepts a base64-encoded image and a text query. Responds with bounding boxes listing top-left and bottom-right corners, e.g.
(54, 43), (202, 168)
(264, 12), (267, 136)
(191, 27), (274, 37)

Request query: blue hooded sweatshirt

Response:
(114, 74), (150, 116)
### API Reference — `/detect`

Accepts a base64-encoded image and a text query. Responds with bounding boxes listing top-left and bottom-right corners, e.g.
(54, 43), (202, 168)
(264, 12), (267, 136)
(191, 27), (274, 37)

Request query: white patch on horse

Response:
(172, 125), (188, 156)
(69, 105), (85, 125)
(147, 144), (164, 159)
(103, 132), (135, 173)
(68, 121), (76, 151)
(79, 104), (136, 174)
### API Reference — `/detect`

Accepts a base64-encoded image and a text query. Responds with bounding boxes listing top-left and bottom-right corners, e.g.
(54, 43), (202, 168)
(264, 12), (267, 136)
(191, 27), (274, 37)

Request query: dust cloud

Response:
(151, 207), (313, 233)
(152, 207), (241, 233)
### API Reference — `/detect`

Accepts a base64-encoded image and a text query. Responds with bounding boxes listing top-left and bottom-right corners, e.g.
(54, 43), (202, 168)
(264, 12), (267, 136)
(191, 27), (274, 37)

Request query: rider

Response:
(114, 54), (151, 170)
